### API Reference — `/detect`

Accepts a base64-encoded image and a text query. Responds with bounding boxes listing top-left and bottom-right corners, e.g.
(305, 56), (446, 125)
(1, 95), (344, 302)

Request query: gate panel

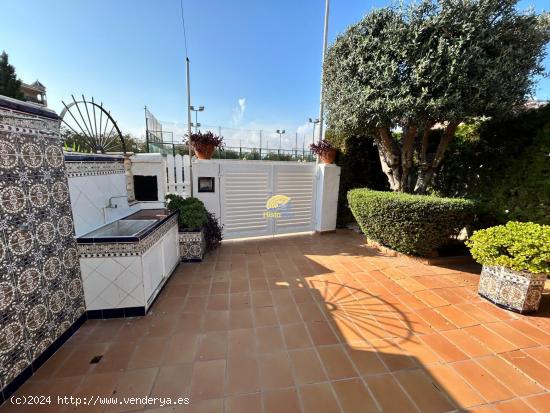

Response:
(220, 163), (273, 239)
(273, 164), (316, 235)
(219, 161), (316, 239)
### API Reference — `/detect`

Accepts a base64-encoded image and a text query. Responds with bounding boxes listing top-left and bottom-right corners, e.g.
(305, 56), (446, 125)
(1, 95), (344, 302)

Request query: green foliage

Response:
(323, 0), (550, 192)
(0, 51), (24, 100)
(348, 188), (476, 256)
(466, 221), (550, 274)
(325, 132), (389, 226)
(434, 105), (550, 225)
(204, 211), (223, 252)
(165, 194), (208, 231)
(325, 0), (549, 131)
(61, 127), (146, 154)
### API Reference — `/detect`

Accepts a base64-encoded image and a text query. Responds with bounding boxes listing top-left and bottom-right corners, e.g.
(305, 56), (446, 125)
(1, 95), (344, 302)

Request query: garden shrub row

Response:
(348, 189), (476, 256)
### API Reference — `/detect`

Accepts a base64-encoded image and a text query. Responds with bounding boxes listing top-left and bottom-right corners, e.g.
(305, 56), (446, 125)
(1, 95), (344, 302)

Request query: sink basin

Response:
(83, 219), (157, 238)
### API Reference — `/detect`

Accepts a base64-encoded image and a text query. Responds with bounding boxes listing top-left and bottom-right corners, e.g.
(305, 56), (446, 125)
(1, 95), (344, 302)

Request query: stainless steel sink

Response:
(83, 219), (157, 238)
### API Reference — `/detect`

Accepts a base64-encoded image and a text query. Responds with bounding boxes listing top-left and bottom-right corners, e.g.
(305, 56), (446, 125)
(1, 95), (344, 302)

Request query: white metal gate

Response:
(220, 162), (316, 239)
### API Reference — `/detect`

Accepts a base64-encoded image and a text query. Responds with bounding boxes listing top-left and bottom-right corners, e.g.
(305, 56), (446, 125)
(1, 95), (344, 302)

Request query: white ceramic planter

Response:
(478, 265), (547, 313)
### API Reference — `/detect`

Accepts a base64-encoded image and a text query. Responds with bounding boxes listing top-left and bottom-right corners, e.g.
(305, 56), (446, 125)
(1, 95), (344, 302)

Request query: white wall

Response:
(130, 153), (167, 204)
(191, 160), (221, 220)
(68, 173), (139, 237)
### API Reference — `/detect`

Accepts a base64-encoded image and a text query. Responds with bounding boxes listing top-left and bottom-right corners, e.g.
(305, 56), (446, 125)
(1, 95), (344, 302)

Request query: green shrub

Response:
(204, 211), (223, 251)
(434, 105), (550, 225)
(348, 189), (476, 256)
(325, 131), (389, 226)
(466, 221), (550, 274)
(166, 194), (208, 231)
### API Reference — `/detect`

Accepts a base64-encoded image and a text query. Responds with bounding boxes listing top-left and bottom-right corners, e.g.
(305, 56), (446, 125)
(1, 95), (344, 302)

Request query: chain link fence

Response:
(144, 112), (316, 161)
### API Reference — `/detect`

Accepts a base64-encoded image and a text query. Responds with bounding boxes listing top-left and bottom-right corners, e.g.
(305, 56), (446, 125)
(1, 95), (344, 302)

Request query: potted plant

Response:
(186, 131), (224, 160)
(310, 139), (337, 164)
(467, 221), (549, 313)
(166, 194), (207, 261)
(166, 194), (223, 261)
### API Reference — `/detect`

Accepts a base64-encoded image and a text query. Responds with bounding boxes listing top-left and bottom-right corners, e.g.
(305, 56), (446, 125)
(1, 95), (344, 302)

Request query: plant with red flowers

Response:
(186, 131), (224, 159)
(310, 139), (337, 164)
(186, 131), (224, 148)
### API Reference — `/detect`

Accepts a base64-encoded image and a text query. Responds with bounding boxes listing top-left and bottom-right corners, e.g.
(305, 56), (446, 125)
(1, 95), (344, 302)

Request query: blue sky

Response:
(2, 0), (549, 148)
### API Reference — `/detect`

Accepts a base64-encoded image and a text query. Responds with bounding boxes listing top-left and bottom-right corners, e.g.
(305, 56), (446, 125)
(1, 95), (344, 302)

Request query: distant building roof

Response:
(21, 80), (46, 92)
(524, 100), (548, 109)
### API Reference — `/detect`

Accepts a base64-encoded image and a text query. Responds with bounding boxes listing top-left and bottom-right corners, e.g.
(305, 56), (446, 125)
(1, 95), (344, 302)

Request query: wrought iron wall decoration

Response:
(60, 95), (126, 154)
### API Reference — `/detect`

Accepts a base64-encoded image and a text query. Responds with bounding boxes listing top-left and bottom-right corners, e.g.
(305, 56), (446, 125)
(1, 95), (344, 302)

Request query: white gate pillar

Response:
(315, 164), (340, 232)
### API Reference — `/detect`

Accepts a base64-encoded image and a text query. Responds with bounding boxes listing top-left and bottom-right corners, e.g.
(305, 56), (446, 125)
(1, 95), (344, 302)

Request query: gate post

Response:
(315, 163), (340, 232)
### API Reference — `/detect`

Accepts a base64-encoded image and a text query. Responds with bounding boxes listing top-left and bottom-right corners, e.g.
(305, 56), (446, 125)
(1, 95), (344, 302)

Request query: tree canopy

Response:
(0, 51), (24, 100)
(323, 0), (550, 193)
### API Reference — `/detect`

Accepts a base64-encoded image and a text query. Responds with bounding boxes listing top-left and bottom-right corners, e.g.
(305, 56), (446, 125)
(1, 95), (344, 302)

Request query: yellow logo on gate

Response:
(264, 195), (292, 219)
(266, 195), (290, 210)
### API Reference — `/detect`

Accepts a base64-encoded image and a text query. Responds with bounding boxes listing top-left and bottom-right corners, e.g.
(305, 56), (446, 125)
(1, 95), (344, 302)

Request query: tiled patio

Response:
(2, 230), (549, 413)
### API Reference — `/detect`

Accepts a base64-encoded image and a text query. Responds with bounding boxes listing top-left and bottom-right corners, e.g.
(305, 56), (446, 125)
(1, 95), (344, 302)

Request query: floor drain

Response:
(90, 355), (103, 364)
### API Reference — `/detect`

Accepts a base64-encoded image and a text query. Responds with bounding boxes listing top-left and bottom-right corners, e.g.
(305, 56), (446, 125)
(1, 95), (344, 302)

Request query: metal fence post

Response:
(259, 130), (262, 160)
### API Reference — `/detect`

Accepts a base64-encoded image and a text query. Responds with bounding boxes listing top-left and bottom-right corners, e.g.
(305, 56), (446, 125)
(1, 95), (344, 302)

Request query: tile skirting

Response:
(0, 312), (86, 404)
(86, 306), (146, 319)
(0, 257), (182, 403)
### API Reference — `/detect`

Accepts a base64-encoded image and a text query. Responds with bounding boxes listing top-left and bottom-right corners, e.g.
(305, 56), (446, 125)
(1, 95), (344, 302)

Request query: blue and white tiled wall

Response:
(0, 104), (86, 394)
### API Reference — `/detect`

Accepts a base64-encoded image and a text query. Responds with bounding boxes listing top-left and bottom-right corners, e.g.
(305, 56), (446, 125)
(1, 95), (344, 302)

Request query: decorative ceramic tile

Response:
(478, 265), (547, 313)
(0, 106), (85, 390)
(65, 161), (125, 177)
(179, 230), (205, 261)
(77, 215), (178, 257)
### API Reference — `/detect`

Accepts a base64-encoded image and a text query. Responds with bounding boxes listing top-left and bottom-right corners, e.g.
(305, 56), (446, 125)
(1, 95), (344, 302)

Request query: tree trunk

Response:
(400, 125), (418, 192)
(375, 127), (402, 191)
(414, 121), (459, 194)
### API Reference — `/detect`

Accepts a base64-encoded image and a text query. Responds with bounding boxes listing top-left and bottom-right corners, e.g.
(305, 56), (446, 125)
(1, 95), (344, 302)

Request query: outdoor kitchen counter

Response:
(77, 208), (180, 317)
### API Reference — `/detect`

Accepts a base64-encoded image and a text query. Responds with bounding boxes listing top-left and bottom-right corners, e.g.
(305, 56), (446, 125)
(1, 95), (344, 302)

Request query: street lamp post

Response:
(308, 118), (320, 144)
(190, 105), (204, 132)
(276, 129), (286, 155)
(318, 0), (330, 143)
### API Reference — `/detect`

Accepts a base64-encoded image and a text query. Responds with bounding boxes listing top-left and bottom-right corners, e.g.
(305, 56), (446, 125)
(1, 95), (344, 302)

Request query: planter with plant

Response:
(187, 131), (224, 160)
(310, 139), (337, 164)
(467, 221), (549, 313)
(166, 194), (223, 261)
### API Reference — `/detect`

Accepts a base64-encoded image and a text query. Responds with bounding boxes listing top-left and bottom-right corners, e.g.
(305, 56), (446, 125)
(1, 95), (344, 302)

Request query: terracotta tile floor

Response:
(2, 230), (550, 412)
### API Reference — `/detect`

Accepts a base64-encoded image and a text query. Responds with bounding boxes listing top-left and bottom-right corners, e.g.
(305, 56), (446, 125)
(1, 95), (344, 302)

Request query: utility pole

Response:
(317, 0), (330, 143)
(186, 57), (194, 196)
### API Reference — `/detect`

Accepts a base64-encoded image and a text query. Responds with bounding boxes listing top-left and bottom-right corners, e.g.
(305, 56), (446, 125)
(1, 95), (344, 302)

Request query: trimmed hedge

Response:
(348, 189), (476, 256)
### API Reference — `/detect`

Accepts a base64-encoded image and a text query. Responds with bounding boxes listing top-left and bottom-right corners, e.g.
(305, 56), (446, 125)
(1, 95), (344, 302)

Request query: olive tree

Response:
(323, 0), (550, 193)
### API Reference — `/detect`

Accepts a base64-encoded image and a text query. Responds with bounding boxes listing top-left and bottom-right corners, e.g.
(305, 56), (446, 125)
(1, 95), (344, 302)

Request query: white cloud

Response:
(296, 122), (313, 136)
(232, 97), (246, 126)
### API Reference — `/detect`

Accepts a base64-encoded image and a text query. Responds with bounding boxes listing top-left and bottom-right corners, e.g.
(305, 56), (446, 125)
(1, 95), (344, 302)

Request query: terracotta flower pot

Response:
(194, 143), (215, 160)
(319, 148), (336, 164)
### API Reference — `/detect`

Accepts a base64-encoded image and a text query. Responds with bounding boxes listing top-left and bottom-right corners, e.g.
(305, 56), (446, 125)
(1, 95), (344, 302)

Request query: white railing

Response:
(165, 154), (190, 197)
